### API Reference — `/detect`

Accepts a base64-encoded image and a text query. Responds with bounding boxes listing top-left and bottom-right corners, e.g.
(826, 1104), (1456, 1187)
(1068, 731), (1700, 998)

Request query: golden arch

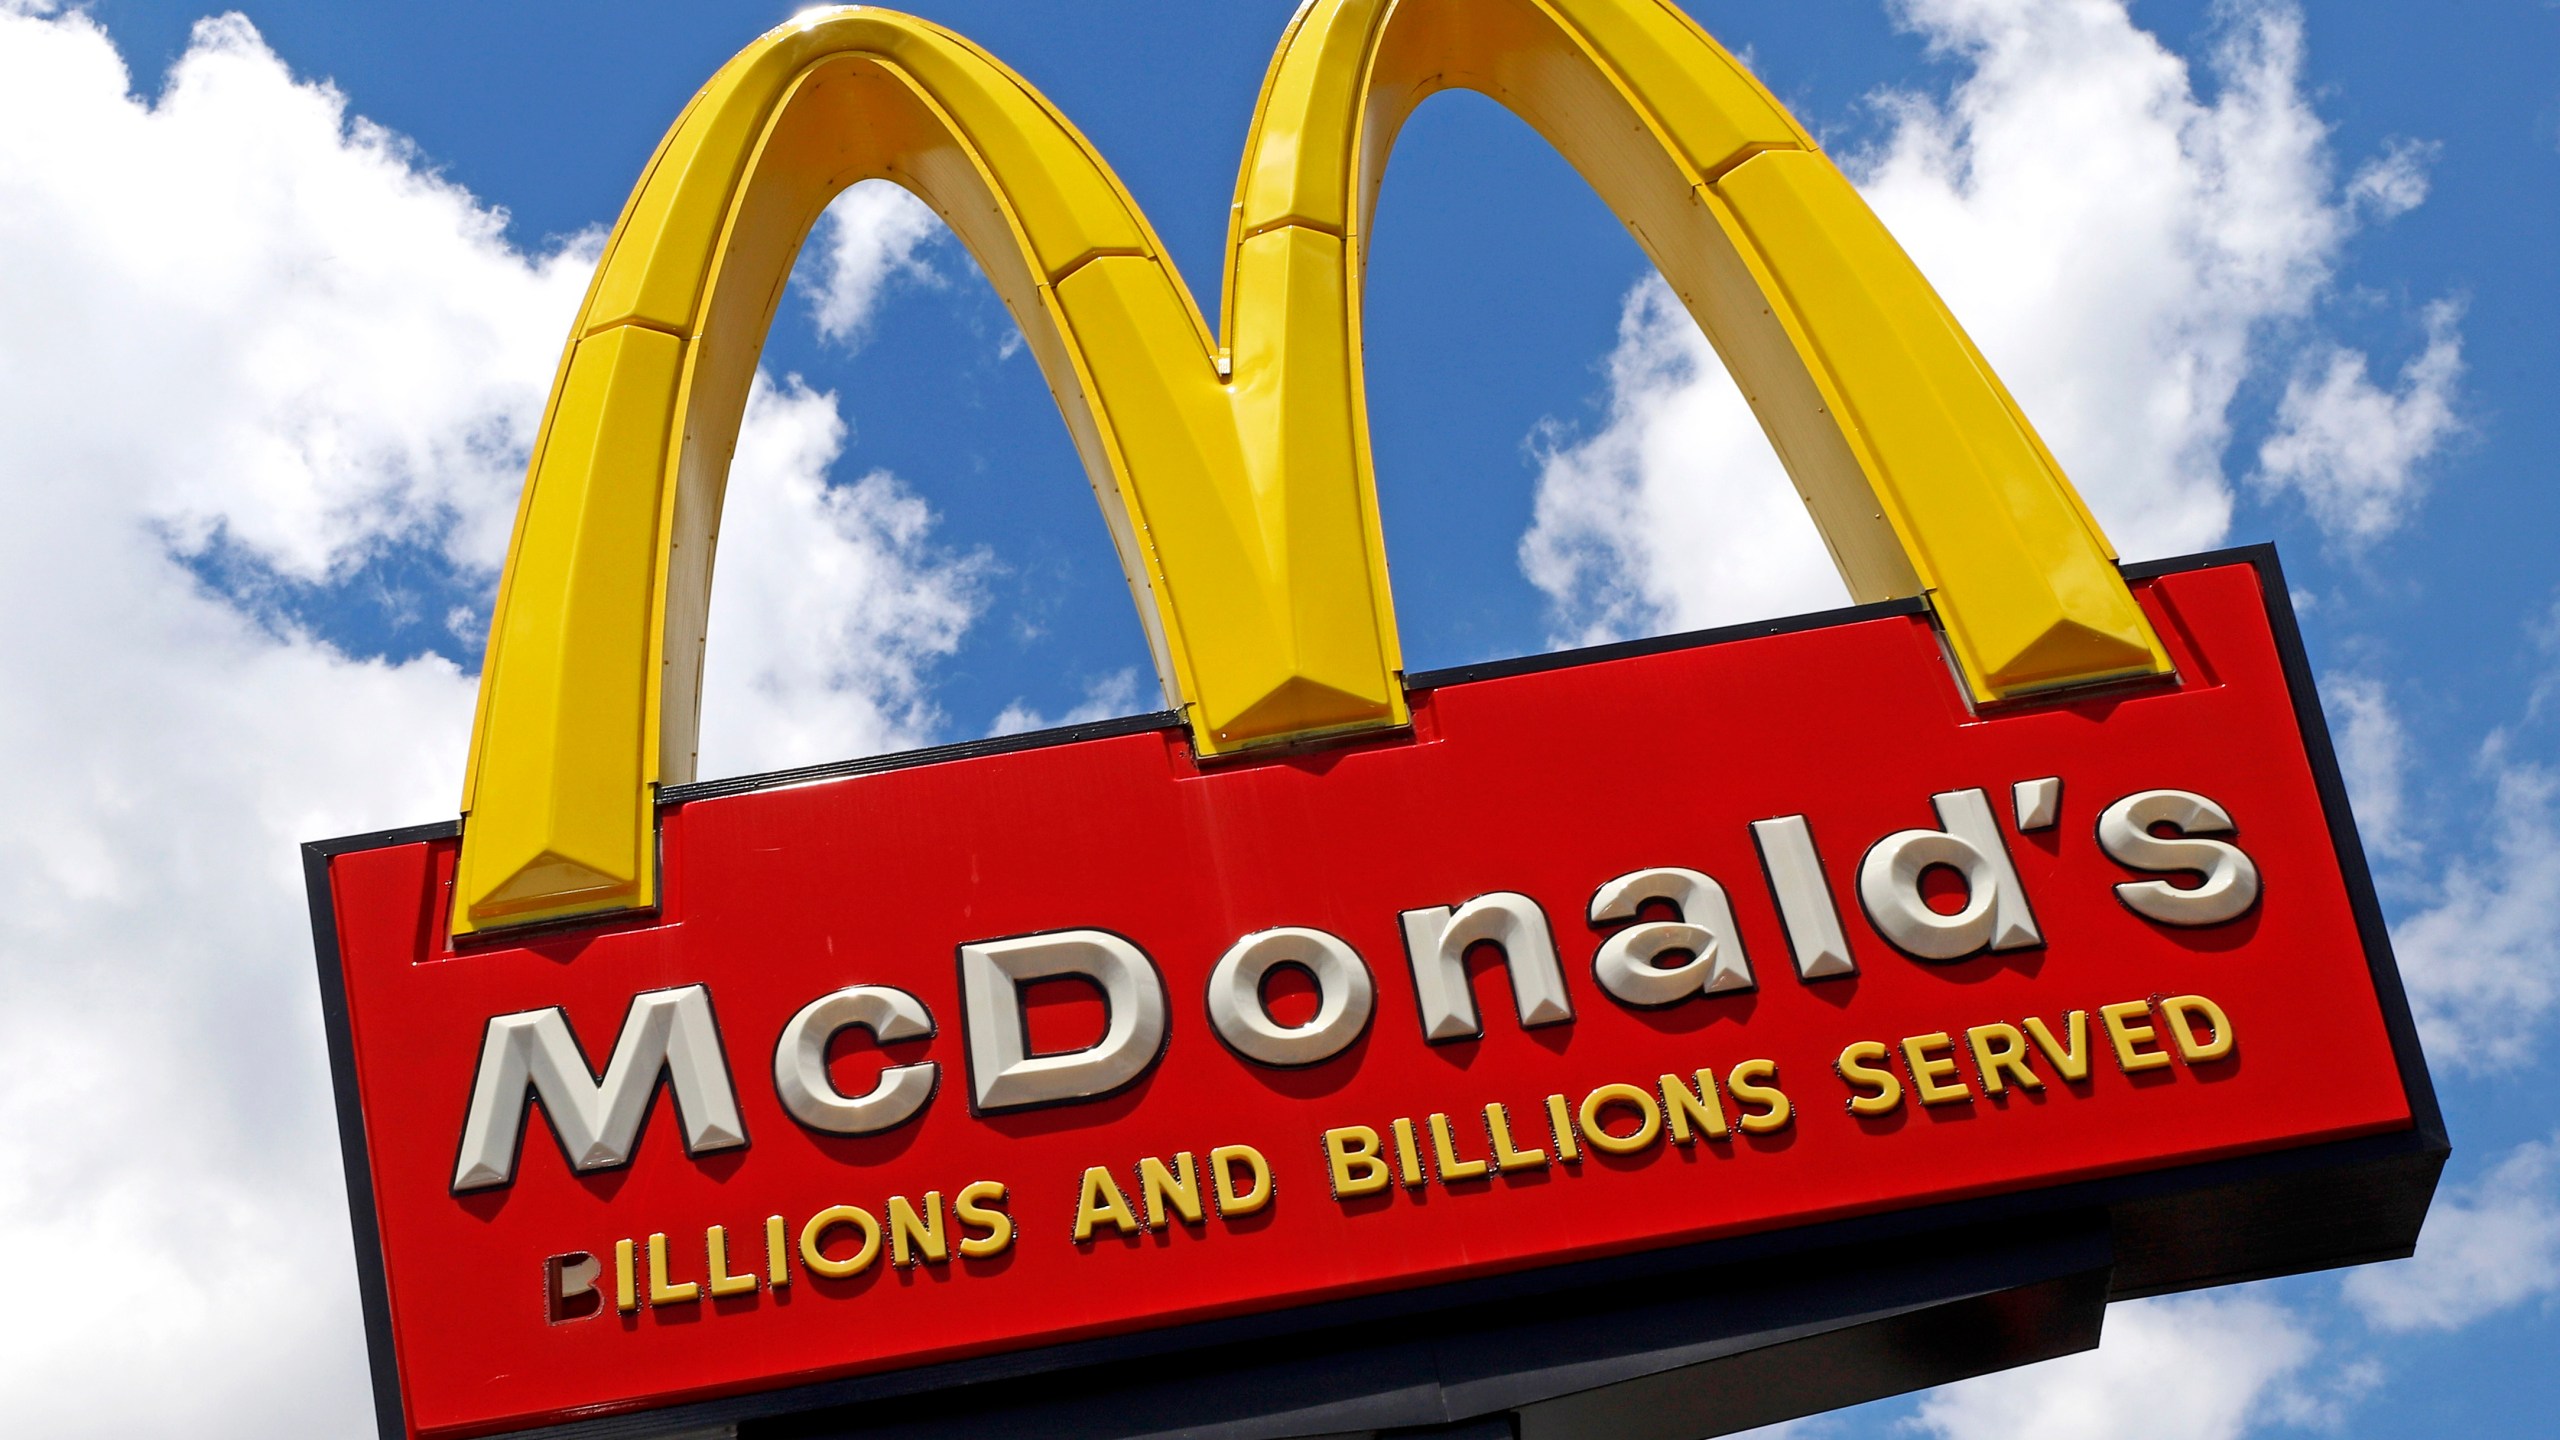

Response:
(454, 0), (2169, 933)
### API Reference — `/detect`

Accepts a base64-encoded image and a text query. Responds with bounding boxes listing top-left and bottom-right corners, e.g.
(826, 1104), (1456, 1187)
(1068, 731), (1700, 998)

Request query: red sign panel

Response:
(310, 553), (2430, 1439)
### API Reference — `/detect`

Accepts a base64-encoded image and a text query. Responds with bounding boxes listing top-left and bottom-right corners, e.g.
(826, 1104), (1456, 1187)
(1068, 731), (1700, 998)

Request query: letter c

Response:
(773, 985), (938, 1135)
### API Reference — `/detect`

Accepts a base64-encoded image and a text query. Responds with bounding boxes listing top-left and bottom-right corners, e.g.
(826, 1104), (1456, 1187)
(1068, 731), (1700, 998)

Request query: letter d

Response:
(1857, 789), (2042, 961)
(959, 930), (1169, 1112)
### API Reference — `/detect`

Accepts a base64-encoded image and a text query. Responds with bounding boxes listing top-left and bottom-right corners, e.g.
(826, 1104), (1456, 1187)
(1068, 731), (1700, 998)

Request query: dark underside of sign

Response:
(307, 547), (2445, 1440)
(764, 1217), (2119, 1440)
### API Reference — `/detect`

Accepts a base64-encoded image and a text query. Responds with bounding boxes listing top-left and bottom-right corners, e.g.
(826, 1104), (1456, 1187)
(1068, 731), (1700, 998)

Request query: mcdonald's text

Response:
(448, 779), (2255, 1196)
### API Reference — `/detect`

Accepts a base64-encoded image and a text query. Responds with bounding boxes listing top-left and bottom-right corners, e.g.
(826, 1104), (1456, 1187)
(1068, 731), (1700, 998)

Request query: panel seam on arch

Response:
(1700, 141), (1796, 188)
(1235, 213), (1347, 245)
(1048, 246), (1154, 287)
(580, 314), (691, 343)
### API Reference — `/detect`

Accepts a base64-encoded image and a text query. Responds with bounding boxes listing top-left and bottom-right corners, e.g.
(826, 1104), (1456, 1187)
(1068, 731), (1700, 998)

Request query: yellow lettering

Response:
(2025, 1011), (2093, 1081)
(1544, 1093), (1583, 1163)
(1211, 1144), (1272, 1217)
(799, 1205), (880, 1278)
(1727, 1059), (1793, 1134)
(2161, 994), (2235, 1063)
(1486, 1102), (1547, 1170)
(646, 1231), (699, 1305)
(1661, 1070), (1729, 1143)
(1324, 1125), (1391, 1198)
(2102, 1000), (2172, 1072)
(1901, 1032), (1971, 1106)
(764, 1213), (790, 1287)
(1073, 1166), (1141, 1242)
(1837, 1040), (1903, 1116)
(1391, 1115), (1428, 1186)
(614, 1236), (637, 1313)
(704, 1224), (755, 1297)
(1579, 1083), (1663, 1155)
(1138, 1152), (1204, 1228)
(888, 1191), (948, 1268)
(1428, 1112), (1490, 1181)
(1967, 1023), (2042, 1095)
(955, 1180), (1015, 1258)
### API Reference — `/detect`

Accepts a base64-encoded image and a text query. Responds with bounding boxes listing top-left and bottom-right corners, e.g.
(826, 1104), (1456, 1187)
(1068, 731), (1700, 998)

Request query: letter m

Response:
(452, 984), (746, 1192)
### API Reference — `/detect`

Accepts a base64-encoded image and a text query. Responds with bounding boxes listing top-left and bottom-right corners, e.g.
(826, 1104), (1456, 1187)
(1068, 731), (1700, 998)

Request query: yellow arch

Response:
(454, 1), (2167, 934)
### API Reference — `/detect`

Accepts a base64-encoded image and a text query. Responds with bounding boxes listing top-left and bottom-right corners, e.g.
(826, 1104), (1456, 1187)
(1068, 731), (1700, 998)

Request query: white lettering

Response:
(1398, 892), (1572, 1042)
(2097, 789), (2260, 926)
(1857, 788), (2042, 961)
(1206, 927), (1374, 1066)
(1588, 867), (1754, 1006)
(452, 985), (744, 1192)
(773, 985), (937, 1134)
(959, 930), (1168, 1112)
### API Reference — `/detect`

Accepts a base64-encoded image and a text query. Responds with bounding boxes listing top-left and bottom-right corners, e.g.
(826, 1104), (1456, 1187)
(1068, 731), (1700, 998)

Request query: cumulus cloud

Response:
(2326, 673), (2420, 862)
(0, 8), (985, 1433)
(2345, 1131), (2560, 1333)
(988, 667), (1147, 736)
(1908, 1294), (2326, 1440)
(2308, 661), (2560, 1073)
(1517, 7), (2502, 1432)
(1520, 277), (1843, 645)
(2346, 138), (2438, 222)
(1521, 0), (2461, 642)
(2254, 300), (2464, 545)
(805, 180), (946, 348)
(694, 376), (986, 779)
(0, 10), (523, 1428)
(0, 8), (593, 582)
(2390, 750), (2560, 1071)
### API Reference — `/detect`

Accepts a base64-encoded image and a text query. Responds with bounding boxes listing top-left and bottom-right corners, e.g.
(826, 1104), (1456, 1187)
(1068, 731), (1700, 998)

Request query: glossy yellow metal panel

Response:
(455, 0), (2169, 934)
(1231, 0), (2165, 697)
(458, 9), (1407, 933)
(1709, 150), (2160, 695)
(456, 324), (679, 925)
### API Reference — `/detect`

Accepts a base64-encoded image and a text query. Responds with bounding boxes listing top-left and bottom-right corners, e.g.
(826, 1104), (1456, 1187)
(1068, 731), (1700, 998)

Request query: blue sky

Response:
(0, 1), (2552, 1435)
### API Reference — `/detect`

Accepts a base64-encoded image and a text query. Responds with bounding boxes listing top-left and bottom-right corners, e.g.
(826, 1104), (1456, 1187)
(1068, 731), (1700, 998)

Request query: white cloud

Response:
(2346, 138), (2438, 222)
(989, 667), (1146, 736)
(0, 12), (514, 1427)
(1907, 1294), (2322, 1440)
(2533, 592), (2560, 723)
(2345, 1130), (2560, 1333)
(0, 8), (595, 581)
(2325, 673), (2420, 862)
(1519, 277), (1843, 645)
(0, 9), (985, 1433)
(1521, 0), (2460, 640)
(2390, 751), (2560, 1072)
(1513, 7), (2508, 1429)
(695, 375), (987, 779)
(2310, 669), (2560, 1074)
(2254, 300), (2464, 545)
(806, 180), (945, 348)
(0, 5), (2526, 1439)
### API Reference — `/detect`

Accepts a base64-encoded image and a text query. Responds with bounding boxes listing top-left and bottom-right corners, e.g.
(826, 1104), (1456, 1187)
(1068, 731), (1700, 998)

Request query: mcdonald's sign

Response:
(305, 5), (2444, 1438)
